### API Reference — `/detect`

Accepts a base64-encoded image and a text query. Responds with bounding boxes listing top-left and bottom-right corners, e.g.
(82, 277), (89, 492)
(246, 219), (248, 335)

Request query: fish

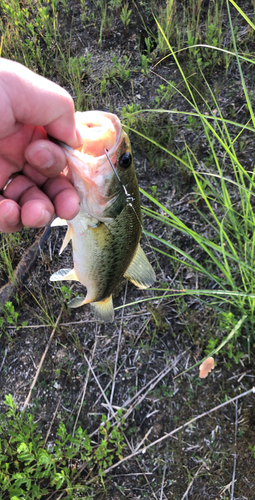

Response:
(50, 110), (155, 322)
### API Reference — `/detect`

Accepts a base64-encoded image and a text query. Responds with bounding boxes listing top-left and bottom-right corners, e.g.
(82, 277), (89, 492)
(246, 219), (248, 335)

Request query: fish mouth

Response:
(48, 111), (127, 217)
(49, 111), (123, 168)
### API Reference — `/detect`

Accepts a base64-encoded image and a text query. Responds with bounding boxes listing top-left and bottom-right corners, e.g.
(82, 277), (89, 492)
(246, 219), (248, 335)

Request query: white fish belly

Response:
(69, 212), (114, 303)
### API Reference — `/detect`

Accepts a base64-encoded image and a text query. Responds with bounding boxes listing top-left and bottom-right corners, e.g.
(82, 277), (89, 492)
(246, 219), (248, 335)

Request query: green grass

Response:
(121, 1), (255, 360)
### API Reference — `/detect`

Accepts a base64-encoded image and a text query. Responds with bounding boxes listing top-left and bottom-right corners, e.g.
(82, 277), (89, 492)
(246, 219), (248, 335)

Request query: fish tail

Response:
(90, 295), (114, 323)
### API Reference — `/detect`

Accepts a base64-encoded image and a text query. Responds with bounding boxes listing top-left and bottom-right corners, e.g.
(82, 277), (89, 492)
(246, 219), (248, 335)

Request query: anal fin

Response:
(50, 268), (78, 282)
(68, 295), (114, 323)
(68, 296), (86, 308)
(124, 244), (156, 289)
(90, 295), (114, 323)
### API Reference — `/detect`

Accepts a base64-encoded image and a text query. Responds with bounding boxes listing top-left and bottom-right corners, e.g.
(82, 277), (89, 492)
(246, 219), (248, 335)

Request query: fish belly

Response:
(70, 201), (141, 305)
(70, 212), (115, 304)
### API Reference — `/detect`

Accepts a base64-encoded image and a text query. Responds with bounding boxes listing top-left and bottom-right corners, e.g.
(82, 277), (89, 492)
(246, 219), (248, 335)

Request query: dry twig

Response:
(160, 462), (167, 500)
(83, 351), (115, 419)
(180, 463), (206, 500)
(110, 282), (127, 406)
(0, 225), (51, 312)
(44, 391), (64, 447)
(0, 347), (8, 373)
(22, 305), (64, 412)
(90, 352), (185, 438)
(72, 331), (98, 435)
(231, 399), (238, 500)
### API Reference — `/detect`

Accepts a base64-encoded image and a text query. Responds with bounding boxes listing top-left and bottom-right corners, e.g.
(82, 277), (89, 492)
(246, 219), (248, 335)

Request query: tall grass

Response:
(125, 1), (255, 348)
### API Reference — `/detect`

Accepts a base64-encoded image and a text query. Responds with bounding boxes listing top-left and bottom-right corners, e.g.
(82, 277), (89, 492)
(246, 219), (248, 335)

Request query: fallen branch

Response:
(0, 225), (51, 313)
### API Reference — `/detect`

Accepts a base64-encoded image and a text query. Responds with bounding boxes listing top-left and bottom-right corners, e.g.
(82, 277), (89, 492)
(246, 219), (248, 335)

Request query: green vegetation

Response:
(122, 1), (255, 360)
(0, 302), (28, 337)
(0, 395), (126, 499)
(120, 3), (132, 37)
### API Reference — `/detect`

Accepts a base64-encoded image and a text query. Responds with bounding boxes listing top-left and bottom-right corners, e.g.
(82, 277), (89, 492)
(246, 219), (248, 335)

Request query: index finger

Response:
(0, 58), (82, 148)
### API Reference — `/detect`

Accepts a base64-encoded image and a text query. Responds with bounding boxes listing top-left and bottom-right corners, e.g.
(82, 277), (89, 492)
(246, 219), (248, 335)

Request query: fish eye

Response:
(119, 152), (132, 169)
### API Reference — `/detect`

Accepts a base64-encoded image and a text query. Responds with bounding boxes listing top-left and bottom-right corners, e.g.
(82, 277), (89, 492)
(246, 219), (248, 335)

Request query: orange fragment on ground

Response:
(199, 357), (215, 378)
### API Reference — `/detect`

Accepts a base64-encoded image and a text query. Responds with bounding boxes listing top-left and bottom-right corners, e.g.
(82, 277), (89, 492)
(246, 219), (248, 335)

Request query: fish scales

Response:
(50, 111), (155, 322)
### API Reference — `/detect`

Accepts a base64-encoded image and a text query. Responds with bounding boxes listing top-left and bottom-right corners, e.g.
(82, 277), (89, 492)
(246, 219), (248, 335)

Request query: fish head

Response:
(59, 111), (138, 222)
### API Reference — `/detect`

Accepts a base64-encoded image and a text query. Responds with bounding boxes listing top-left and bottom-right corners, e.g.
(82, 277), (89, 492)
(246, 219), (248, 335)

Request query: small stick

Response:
(22, 305), (64, 412)
(133, 316), (151, 346)
(0, 347), (8, 373)
(0, 225), (51, 313)
(231, 399), (238, 500)
(89, 352), (185, 438)
(180, 463), (205, 500)
(72, 332), (98, 436)
(44, 391), (63, 447)
(83, 351), (115, 419)
(92, 354), (128, 409)
(160, 462), (167, 500)
(117, 354), (184, 428)
(110, 282), (128, 406)
(134, 427), (153, 453)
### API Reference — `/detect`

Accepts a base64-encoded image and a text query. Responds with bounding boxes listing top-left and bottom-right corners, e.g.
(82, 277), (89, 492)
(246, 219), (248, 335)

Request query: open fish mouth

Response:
(75, 111), (122, 157)
(50, 111), (124, 169)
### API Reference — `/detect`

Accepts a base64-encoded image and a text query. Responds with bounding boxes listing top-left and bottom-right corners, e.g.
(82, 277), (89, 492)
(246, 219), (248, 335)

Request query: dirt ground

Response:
(1, 1), (255, 498)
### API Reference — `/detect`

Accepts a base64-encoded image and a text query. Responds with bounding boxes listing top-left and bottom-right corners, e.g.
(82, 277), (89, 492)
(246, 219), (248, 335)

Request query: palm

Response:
(0, 59), (81, 233)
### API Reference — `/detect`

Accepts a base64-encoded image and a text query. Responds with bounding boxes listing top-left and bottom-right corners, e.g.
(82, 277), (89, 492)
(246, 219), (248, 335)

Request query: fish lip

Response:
(48, 111), (123, 165)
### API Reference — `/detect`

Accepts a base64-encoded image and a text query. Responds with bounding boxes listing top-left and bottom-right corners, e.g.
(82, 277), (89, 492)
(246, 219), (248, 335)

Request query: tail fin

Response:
(90, 295), (114, 323)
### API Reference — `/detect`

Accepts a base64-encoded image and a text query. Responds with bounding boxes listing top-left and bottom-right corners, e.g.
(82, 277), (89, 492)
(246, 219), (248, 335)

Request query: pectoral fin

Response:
(59, 226), (73, 254)
(50, 268), (78, 282)
(51, 217), (67, 227)
(124, 244), (156, 289)
(90, 295), (114, 323)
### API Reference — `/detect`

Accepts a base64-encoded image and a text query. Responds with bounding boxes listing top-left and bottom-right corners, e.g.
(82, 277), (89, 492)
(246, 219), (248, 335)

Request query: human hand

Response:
(0, 58), (83, 233)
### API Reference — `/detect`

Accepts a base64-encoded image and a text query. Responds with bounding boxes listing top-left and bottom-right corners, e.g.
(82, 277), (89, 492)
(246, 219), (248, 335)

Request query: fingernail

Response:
(2, 205), (20, 226)
(27, 146), (54, 169)
(32, 209), (52, 227)
(2, 206), (13, 219)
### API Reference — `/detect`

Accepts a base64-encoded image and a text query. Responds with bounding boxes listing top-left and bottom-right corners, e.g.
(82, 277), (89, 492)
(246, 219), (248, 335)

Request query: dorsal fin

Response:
(124, 244), (156, 289)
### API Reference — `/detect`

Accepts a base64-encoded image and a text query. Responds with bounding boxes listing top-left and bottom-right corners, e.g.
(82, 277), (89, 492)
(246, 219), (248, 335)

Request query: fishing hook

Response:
(105, 149), (134, 206)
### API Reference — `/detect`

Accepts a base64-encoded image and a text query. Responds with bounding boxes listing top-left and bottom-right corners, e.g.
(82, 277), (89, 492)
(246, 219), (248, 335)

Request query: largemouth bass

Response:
(50, 111), (155, 322)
